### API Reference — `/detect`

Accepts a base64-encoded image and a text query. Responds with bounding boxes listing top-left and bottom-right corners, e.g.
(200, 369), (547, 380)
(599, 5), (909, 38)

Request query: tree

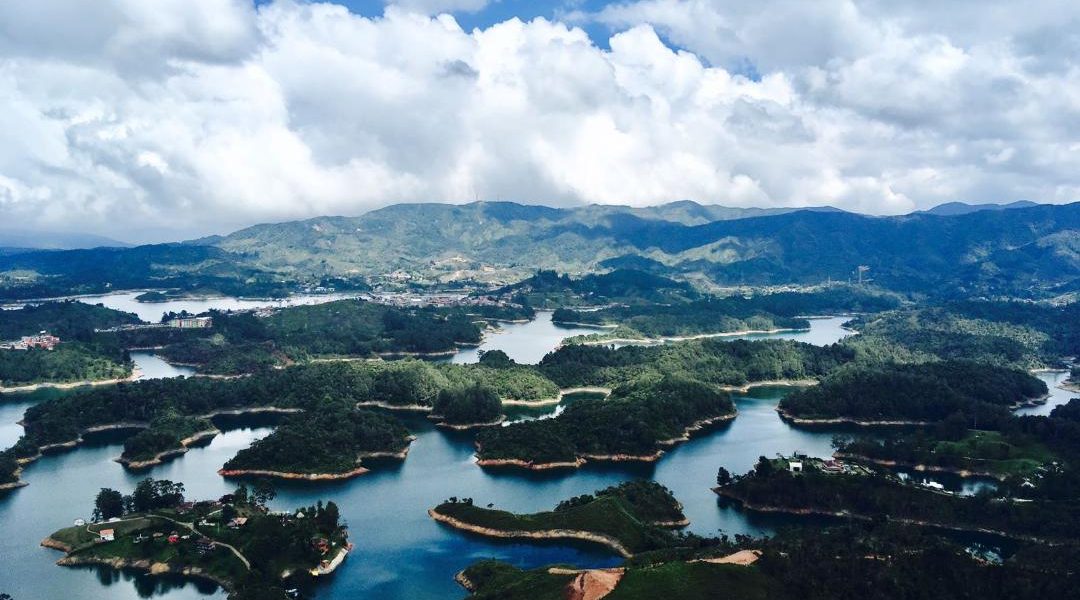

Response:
(94, 488), (125, 520)
(716, 466), (732, 486)
(252, 479), (277, 507)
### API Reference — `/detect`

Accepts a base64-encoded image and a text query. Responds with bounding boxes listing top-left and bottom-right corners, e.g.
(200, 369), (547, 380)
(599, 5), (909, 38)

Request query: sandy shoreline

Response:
(0, 366), (143, 394)
(116, 429), (220, 469)
(833, 452), (1007, 480)
(428, 508), (632, 557)
(475, 410), (736, 470)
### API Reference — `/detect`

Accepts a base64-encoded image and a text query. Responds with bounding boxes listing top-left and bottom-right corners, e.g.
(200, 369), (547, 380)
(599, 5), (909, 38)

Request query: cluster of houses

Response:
(0, 331), (60, 350)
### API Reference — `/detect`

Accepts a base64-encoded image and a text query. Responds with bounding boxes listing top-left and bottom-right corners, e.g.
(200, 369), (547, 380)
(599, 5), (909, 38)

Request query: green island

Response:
(487, 269), (701, 307)
(554, 285), (899, 344)
(118, 414), (218, 469)
(475, 375), (735, 468)
(219, 405), (413, 479)
(42, 477), (350, 600)
(777, 360), (1047, 425)
(0, 301), (140, 388)
(835, 429), (1058, 479)
(430, 384), (504, 428)
(429, 481), (689, 557)
(151, 299), (484, 374)
(716, 455), (1080, 542)
(456, 523), (1080, 600)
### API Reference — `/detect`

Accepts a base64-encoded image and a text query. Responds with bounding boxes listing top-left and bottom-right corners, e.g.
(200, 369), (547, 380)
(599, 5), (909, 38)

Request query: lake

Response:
(0, 314), (1020, 600)
(68, 291), (356, 323)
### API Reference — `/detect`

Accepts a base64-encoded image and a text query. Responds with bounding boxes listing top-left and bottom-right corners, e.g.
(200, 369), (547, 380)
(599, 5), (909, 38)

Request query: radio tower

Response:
(856, 265), (870, 285)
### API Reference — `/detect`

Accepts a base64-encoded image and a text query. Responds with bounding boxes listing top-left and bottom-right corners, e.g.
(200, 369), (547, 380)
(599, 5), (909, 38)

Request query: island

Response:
(455, 521), (1079, 600)
(777, 361), (1047, 426)
(0, 301), (140, 389)
(118, 414), (218, 469)
(715, 455), (1080, 542)
(42, 477), (350, 600)
(475, 375), (735, 469)
(430, 384), (504, 428)
(219, 405), (413, 480)
(429, 481), (688, 557)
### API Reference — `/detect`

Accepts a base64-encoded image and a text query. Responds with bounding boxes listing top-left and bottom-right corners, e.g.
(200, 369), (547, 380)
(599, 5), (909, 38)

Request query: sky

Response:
(0, 1), (1078, 243)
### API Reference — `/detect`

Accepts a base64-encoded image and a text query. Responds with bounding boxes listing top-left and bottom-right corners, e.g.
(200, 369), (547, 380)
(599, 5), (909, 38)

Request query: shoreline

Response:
(219, 439), (413, 481)
(475, 410), (737, 470)
(428, 507), (632, 557)
(833, 452), (1007, 480)
(356, 400), (433, 412)
(501, 387), (613, 408)
(718, 379), (818, 393)
(713, 488), (1060, 544)
(776, 407), (931, 427)
(0, 366), (143, 394)
(569, 327), (809, 347)
(46, 549), (233, 591)
(115, 429), (220, 469)
(431, 415), (507, 430)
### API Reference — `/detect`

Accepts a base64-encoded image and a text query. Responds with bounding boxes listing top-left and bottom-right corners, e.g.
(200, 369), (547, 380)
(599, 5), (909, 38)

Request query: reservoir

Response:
(0, 313), (1031, 599)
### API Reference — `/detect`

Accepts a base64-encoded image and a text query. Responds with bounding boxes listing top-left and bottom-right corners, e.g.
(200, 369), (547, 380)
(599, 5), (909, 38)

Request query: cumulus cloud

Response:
(0, 0), (1076, 242)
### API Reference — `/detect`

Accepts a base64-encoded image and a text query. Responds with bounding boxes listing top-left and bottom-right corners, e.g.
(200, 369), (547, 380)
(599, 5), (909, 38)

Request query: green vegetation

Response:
(555, 285), (899, 341)
(156, 300), (483, 374)
(434, 481), (686, 554)
(778, 361), (1046, 424)
(0, 343), (131, 387)
(120, 414), (215, 465)
(836, 429), (1058, 478)
(719, 457), (1080, 541)
(463, 523), (1080, 600)
(845, 307), (1064, 369)
(49, 479), (349, 600)
(221, 405), (411, 476)
(491, 269), (700, 306)
(0, 300), (141, 339)
(538, 338), (852, 389)
(476, 375), (734, 464)
(432, 385), (502, 425)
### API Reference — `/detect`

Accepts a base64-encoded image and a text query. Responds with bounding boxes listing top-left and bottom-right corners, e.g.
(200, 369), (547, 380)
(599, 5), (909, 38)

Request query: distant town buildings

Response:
(0, 331), (61, 351)
(167, 316), (212, 329)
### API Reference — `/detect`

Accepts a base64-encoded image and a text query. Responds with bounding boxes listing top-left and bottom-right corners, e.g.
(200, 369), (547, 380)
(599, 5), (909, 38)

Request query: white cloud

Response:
(0, 0), (1076, 242)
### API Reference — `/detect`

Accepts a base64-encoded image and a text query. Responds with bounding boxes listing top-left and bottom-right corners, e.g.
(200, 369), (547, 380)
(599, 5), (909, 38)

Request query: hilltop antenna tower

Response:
(856, 265), (870, 285)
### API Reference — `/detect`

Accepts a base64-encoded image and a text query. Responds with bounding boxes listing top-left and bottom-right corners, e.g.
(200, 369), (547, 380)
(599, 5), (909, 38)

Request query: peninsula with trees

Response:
(430, 481), (689, 557)
(42, 477), (350, 600)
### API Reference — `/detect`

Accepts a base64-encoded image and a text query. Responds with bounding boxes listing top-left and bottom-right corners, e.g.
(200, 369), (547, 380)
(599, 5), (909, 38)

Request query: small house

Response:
(788, 461), (803, 473)
(73, 518), (86, 527)
(99, 529), (115, 542)
(227, 517), (248, 529)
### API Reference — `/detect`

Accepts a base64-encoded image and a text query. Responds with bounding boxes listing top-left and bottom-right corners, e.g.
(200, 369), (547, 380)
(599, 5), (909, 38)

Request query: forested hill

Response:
(2, 200), (1078, 299)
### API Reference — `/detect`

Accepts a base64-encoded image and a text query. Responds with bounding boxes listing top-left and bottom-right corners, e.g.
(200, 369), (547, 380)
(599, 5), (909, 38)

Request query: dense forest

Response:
(0, 343), (131, 387)
(119, 414), (215, 464)
(434, 481), (686, 554)
(221, 405), (412, 475)
(155, 300), (483, 374)
(778, 361), (1047, 423)
(718, 457), (1080, 541)
(537, 338), (853, 388)
(0, 301), (141, 339)
(431, 385), (502, 425)
(553, 285), (900, 339)
(460, 523), (1080, 600)
(489, 269), (701, 306)
(475, 375), (734, 464)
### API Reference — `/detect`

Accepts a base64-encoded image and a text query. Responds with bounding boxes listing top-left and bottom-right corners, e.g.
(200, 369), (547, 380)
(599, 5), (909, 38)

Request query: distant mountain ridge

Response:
(1, 200), (1078, 299)
(0, 229), (129, 250)
(921, 201), (1039, 216)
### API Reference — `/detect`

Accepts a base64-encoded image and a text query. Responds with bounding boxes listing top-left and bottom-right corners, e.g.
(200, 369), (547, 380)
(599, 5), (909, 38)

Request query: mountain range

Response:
(1, 200), (1078, 299)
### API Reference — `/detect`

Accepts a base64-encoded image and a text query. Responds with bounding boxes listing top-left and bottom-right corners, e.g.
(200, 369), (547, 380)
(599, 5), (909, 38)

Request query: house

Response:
(22, 332), (60, 350)
(167, 534), (180, 544)
(788, 461), (803, 473)
(195, 538), (215, 555)
(227, 517), (248, 529)
(73, 518), (86, 527)
(99, 529), (115, 542)
(167, 316), (212, 329)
